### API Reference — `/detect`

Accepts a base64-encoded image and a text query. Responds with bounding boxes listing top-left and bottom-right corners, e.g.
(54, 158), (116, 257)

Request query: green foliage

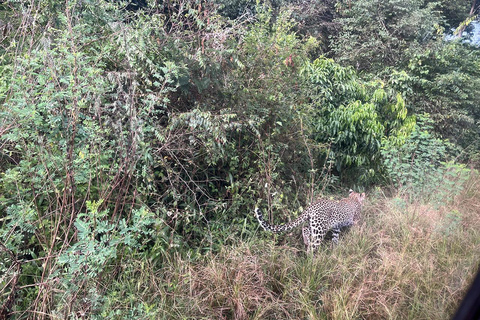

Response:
(0, 0), (176, 315)
(0, 203), (40, 313)
(381, 115), (470, 203)
(397, 41), (480, 159)
(1, 0), (479, 317)
(436, 0), (476, 30)
(215, 0), (257, 18)
(301, 57), (415, 181)
(333, 0), (444, 72)
(332, 0), (480, 163)
(55, 204), (156, 316)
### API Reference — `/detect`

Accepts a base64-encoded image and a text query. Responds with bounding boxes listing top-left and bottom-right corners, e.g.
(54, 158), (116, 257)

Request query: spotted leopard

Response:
(255, 190), (365, 250)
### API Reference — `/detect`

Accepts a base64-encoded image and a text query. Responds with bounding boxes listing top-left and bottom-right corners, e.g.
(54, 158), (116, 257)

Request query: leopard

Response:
(255, 190), (365, 251)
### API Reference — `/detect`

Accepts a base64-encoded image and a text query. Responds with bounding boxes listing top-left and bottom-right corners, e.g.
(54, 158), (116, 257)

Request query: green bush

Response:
(381, 114), (470, 203)
(400, 42), (480, 160)
(301, 57), (415, 182)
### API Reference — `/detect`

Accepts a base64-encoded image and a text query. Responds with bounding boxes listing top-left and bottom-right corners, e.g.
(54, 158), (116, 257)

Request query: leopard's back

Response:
(256, 190), (365, 250)
(304, 191), (365, 248)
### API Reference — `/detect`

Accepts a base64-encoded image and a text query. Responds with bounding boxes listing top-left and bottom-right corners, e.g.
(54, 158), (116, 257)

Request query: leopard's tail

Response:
(255, 207), (308, 233)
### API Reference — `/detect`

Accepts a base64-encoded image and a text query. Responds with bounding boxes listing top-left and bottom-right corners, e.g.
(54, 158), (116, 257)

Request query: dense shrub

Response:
(381, 115), (470, 204)
(301, 58), (415, 182)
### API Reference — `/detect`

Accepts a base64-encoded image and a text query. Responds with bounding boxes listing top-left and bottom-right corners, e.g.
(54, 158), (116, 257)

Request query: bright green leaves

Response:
(328, 101), (383, 165)
(1, 33), (112, 209)
(58, 204), (157, 307)
(332, 0), (480, 163)
(301, 57), (359, 109)
(302, 58), (414, 180)
(2, 0), (478, 317)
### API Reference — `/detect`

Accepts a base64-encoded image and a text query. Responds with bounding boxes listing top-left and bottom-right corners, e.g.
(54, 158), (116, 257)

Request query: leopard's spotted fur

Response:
(255, 190), (365, 250)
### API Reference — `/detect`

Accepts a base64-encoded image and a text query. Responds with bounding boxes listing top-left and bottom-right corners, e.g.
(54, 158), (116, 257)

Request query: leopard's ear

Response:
(349, 189), (354, 194)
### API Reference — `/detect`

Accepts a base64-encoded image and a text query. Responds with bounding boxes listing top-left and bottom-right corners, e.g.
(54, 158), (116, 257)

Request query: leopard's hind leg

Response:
(302, 226), (310, 247)
(311, 226), (327, 252)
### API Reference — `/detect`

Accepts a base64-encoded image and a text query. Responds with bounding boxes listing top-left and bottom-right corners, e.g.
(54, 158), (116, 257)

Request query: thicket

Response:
(0, 0), (479, 318)
(333, 0), (480, 159)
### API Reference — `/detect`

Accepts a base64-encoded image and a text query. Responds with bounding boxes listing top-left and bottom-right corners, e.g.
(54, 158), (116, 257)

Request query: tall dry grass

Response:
(100, 174), (480, 319)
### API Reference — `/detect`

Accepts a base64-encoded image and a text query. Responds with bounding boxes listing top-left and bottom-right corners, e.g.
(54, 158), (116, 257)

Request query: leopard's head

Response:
(348, 189), (365, 206)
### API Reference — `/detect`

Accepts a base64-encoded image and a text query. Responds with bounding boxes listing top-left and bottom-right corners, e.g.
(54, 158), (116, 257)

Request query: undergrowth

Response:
(89, 174), (479, 320)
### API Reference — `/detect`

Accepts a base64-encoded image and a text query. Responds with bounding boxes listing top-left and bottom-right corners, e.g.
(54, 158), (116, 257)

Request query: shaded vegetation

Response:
(0, 0), (479, 318)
